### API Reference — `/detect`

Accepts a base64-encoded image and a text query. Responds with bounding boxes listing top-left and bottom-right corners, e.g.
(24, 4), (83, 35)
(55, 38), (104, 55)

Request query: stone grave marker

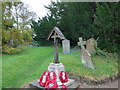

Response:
(77, 37), (96, 69)
(62, 39), (70, 53)
(86, 38), (97, 53)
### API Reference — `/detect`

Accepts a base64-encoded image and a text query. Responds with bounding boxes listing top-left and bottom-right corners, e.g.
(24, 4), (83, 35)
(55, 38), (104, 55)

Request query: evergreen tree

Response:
(45, 2), (96, 45)
(93, 3), (119, 51)
(32, 2), (119, 52)
(31, 16), (57, 45)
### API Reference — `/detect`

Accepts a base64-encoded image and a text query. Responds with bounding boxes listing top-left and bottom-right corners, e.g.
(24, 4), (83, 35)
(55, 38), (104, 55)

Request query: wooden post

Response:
(54, 38), (60, 63)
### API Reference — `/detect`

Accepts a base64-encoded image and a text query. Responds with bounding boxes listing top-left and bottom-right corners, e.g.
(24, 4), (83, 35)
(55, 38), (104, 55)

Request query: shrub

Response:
(2, 44), (22, 54)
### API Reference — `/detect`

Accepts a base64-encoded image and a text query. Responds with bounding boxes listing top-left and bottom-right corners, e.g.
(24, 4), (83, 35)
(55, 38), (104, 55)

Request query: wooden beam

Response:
(47, 29), (54, 40)
(54, 38), (59, 63)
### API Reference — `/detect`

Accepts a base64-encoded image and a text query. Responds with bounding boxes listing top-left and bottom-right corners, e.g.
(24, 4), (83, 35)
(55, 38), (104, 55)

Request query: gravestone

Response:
(62, 39), (70, 53)
(77, 37), (96, 69)
(86, 38), (97, 53)
(81, 49), (95, 69)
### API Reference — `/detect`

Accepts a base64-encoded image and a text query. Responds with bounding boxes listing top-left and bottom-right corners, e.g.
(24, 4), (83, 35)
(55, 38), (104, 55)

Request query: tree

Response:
(93, 3), (119, 51)
(33, 2), (96, 45)
(17, 3), (36, 30)
(32, 2), (119, 52)
(31, 16), (57, 46)
(58, 2), (96, 44)
(2, 2), (33, 54)
(13, 2), (22, 29)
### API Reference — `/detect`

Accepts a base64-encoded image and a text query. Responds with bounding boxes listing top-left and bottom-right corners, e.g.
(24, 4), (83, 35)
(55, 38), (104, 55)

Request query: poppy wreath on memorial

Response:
(38, 70), (50, 87)
(59, 71), (68, 83)
(39, 70), (68, 88)
(39, 70), (57, 87)
(39, 75), (50, 87)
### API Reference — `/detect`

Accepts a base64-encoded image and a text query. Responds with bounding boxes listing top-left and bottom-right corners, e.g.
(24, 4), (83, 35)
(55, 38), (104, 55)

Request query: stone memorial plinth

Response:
(48, 63), (75, 86)
(48, 63), (65, 82)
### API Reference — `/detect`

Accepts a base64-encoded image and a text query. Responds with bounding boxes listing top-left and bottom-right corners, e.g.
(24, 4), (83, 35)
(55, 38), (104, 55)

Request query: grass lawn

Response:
(60, 50), (118, 79)
(2, 46), (118, 88)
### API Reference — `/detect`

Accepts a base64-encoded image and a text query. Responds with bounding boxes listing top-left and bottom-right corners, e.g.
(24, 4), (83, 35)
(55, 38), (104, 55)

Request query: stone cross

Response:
(77, 37), (86, 50)
(77, 37), (96, 69)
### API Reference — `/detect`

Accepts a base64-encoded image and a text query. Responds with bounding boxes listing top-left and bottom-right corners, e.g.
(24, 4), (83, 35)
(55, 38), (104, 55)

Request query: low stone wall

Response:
(68, 73), (120, 85)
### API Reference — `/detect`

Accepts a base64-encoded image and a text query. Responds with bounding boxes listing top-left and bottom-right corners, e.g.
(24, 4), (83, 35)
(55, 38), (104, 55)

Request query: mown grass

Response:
(2, 46), (118, 88)
(2, 46), (55, 88)
(59, 50), (118, 79)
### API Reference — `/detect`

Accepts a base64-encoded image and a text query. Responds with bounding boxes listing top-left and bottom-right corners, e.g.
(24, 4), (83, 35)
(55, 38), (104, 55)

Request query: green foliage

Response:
(2, 28), (33, 54)
(2, 2), (33, 54)
(93, 3), (119, 51)
(32, 2), (96, 45)
(31, 17), (55, 46)
(95, 47), (106, 56)
(92, 46), (118, 63)
(60, 3), (96, 43)
(2, 44), (22, 54)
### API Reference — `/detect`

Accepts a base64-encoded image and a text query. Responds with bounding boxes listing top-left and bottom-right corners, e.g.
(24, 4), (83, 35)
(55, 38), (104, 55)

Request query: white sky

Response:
(21, 0), (52, 19)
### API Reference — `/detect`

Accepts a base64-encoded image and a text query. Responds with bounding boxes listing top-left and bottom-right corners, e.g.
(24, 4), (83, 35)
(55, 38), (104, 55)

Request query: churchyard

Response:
(1, 1), (119, 89)
(2, 46), (118, 88)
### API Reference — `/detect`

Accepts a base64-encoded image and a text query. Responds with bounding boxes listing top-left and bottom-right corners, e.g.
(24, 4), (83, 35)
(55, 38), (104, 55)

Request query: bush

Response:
(2, 28), (33, 54)
(2, 44), (22, 54)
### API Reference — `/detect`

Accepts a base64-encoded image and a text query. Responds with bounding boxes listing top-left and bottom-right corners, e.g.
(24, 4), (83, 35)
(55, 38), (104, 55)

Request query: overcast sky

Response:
(21, 0), (52, 19)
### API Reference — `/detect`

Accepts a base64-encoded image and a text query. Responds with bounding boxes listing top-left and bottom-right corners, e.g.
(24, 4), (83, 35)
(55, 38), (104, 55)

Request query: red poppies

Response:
(38, 70), (68, 89)
(38, 70), (50, 87)
(59, 71), (68, 83)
